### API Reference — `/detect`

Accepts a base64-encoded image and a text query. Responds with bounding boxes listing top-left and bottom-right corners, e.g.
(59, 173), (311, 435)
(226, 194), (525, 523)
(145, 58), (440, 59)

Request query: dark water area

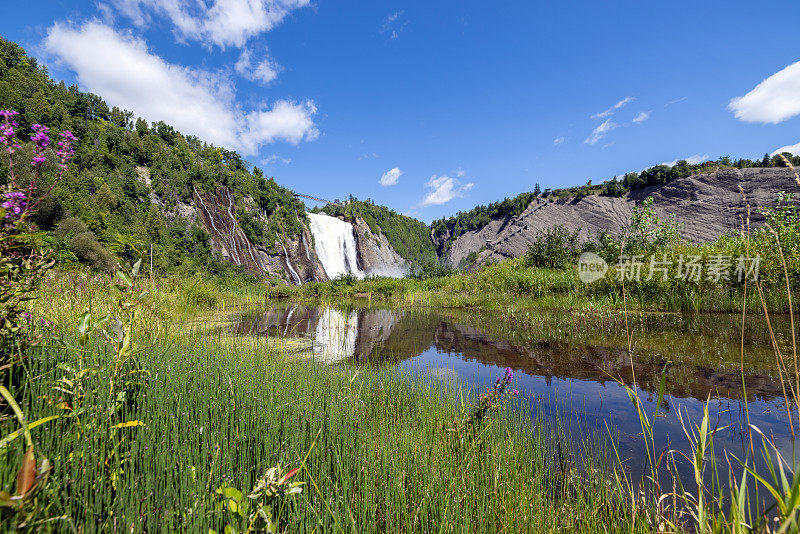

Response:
(228, 304), (796, 488)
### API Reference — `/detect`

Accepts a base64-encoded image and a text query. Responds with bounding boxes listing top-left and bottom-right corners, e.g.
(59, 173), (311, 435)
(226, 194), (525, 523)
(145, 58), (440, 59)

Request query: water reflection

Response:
(232, 305), (784, 402)
(230, 304), (794, 483)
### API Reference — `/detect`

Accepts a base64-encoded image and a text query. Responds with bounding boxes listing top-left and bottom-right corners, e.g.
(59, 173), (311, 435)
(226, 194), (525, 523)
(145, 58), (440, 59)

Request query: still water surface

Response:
(227, 304), (795, 483)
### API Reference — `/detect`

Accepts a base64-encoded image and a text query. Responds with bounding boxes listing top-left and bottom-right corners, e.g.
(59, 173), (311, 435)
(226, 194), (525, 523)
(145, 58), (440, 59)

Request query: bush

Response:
(182, 277), (219, 307)
(68, 231), (118, 273)
(523, 225), (582, 269)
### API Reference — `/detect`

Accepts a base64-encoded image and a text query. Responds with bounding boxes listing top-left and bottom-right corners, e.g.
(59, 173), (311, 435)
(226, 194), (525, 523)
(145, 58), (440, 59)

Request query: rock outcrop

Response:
(443, 167), (797, 268)
(352, 217), (408, 278)
(193, 185), (327, 283)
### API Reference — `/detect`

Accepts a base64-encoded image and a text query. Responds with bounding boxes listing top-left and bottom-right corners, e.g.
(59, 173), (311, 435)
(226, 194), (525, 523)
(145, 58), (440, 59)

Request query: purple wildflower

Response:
(512, 389), (519, 396)
(504, 367), (514, 382)
(56, 130), (76, 170)
(30, 124), (50, 167)
(2, 191), (26, 219)
(0, 110), (21, 155)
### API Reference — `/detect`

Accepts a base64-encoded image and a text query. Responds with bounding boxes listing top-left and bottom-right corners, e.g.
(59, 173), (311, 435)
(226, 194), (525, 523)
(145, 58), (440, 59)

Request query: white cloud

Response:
(421, 175), (474, 206)
(729, 60), (800, 123)
(553, 136), (565, 146)
(664, 96), (687, 107)
(632, 111), (650, 123)
(772, 142), (800, 156)
(44, 21), (318, 155)
(591, 96), (634, 119)
(380, 167), (402, 186)
(110, 0), (310, 48)
(262, 154), (291, 165)
(381, 11), (407, 40)
(584, 118), (616, 145)
(235, 48), (280, 84)
(661, 154), (709, 167)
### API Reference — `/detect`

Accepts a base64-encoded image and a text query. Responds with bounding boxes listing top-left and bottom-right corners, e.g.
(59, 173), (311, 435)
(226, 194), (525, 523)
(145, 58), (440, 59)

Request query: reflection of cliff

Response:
(231, 306), (783, 401)
(233, 306), (407, 362)
(432, 322), (781, 401)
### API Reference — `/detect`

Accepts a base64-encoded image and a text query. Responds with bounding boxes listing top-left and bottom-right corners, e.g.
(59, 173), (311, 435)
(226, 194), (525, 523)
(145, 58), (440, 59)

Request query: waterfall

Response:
(312, 308), (359, 363)
(306, 212), (364, 279)
(281, 242), (302, 285)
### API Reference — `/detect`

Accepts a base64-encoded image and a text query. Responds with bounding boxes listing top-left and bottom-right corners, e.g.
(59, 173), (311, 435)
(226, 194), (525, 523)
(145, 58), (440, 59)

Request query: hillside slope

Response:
(443, 167), (796, 268)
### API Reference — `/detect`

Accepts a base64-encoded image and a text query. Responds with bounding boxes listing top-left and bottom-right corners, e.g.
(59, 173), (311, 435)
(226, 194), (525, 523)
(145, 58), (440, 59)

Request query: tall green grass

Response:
(2, 312), (635, 532)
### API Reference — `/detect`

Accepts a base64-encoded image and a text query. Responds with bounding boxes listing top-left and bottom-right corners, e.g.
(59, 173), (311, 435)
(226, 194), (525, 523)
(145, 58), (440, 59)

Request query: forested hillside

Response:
(431, 192), (538, 254)
(0, 38), (306, 276)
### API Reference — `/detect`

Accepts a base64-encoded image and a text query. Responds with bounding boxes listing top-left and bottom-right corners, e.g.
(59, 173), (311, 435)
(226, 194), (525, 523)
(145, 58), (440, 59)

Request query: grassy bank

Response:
(2, 271), (633, 532)
(4, 270), (800, 531)
(272, 256), (792, 315)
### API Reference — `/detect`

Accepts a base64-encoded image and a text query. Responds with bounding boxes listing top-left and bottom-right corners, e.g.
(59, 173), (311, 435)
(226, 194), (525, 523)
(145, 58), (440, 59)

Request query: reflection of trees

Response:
(430, 322), (781, 401)
(231, 306), (783, 402)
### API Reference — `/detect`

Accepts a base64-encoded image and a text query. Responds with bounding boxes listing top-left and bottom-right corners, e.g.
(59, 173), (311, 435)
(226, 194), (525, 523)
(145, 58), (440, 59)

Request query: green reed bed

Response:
(2, 321), (637, 532)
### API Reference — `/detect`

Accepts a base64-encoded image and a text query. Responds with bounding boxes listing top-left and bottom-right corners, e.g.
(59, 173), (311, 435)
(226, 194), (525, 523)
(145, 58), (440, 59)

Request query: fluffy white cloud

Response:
(379, 167), (403, 186)
(661, 154), (709, 167)
(591, 96), (633, 119)
(110, 0), (310, 48)
(772, 142), (800, 156)
(553, 136), (565, 146)
(236, 48), (280, 84)
(584, 118), (616, 145)
(421, 175), (474, 206)
(632, 111), (650, 123)
(729, 61), (800, 123)
(44, 21), (317, 155)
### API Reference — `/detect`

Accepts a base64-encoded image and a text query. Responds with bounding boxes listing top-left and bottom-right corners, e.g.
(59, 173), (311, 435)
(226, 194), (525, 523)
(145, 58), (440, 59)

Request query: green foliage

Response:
(0, 231), (52, 368)
(182, 276), (219, 307)
(523, 225), (583, 269)
(623, 196), (683, 254)
(0, 37), (306, 276)
(755, 191), (800, 285)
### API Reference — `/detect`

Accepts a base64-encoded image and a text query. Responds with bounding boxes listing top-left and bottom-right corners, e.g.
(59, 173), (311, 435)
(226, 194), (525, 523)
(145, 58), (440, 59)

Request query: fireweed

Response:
(463, 367), (519, 434)
(0, 111), (78, 528)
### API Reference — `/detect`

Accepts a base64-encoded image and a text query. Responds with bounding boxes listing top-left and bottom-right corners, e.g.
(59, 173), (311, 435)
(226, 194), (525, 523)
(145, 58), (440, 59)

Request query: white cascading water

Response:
(306, 212), (365, 279)
(313, 308), (359, 363)
(280, 242), (302, 285)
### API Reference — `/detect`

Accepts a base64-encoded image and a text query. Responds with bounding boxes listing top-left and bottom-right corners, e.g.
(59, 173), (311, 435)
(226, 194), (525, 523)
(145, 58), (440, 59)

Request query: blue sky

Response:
(5, 0), (800, 222)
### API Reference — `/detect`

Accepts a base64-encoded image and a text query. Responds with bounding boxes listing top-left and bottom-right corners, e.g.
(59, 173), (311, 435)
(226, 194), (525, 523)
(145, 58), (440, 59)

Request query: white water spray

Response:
(306, 213), (364, 279)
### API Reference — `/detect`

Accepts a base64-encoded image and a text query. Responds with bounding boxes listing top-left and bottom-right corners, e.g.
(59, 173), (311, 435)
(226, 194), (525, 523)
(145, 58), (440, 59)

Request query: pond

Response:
(223, 304), (796, 486)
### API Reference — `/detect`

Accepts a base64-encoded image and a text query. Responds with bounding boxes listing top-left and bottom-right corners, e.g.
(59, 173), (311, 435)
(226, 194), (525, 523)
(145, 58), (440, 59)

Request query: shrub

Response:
(182, 277), (218, 307)
(69, 231), (118, 273)
(523, 225), (582, 269)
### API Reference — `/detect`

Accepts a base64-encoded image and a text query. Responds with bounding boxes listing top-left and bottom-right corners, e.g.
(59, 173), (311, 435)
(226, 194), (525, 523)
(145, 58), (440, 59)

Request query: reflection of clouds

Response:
(427, 367), (459, 385)
(312, 308), (358, 363)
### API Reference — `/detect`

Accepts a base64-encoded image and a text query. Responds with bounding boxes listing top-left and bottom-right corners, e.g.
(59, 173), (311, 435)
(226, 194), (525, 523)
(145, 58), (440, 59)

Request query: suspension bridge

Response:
(291, 192), (345, 206)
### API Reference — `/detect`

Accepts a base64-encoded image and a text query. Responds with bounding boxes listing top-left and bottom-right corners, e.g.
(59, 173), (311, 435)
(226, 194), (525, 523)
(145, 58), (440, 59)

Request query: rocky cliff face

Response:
(190, 188), (409, 283)
(351, 216), (408, 278)
(181, 167), (795, 280)
(192, 185), (327, 284)
(443, 167), (797, 268)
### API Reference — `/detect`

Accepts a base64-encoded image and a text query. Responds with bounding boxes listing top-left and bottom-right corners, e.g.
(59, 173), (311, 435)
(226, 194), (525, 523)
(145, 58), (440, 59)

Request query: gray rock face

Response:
(351, 216), (408, 278)
(192, 185), (327, 284)
(444, 167), (798, 267)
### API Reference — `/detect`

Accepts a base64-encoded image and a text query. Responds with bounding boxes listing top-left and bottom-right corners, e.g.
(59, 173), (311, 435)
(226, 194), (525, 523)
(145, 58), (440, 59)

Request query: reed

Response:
(2, 268), (642, 532)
